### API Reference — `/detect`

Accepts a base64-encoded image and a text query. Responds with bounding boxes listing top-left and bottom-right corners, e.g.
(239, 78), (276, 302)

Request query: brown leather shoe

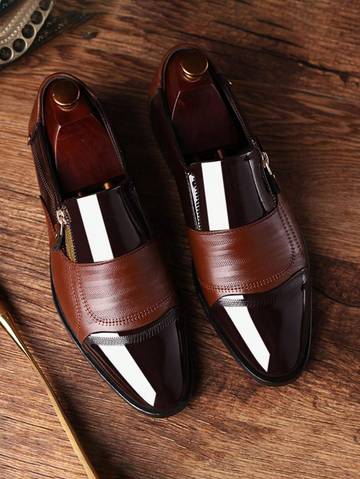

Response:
(28, 73), (191, 416)
(149, 45), (311, 385)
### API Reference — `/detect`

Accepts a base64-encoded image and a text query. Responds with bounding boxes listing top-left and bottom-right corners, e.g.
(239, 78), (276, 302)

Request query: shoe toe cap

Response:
(83, 309), (190, 416)
(209, 270), (311, 384)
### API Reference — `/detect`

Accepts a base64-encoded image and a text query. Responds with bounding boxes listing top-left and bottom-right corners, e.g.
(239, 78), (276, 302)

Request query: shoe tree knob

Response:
(180, 49), (208, 81)
(51, 79), (80, 109)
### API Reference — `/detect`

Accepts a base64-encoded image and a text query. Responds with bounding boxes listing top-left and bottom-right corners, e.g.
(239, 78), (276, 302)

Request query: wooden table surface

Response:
(0, 1), (359, 478)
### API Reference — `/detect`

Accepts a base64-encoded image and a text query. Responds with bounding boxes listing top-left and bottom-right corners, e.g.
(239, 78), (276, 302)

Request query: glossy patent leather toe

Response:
(208, 271), (311, 383)
(83, 310), (190, 415)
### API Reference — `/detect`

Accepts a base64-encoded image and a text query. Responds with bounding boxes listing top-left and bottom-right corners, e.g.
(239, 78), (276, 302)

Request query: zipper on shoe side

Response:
(33, 148), (71, 254)
(187, 172), (202, 230)
(261, 150), (280, 196)
(64, 224), (77, 261)
(32, 145), (59, 212)
(31, 126), (62, 215)
(29, 126), (73, 254)
(261, 151), (273, 177)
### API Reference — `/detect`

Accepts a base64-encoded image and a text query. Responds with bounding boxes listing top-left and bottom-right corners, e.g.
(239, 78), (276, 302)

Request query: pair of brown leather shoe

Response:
(28, 45), (311, 417)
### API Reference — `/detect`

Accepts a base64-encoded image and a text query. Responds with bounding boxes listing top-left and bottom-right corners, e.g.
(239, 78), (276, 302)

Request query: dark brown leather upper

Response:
(27, 72), (191, 416)
(188, 195), (306, 305)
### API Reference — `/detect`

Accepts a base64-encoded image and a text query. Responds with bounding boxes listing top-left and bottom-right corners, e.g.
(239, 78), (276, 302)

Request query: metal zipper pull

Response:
(261, 151), (280, 193)
(53, 207), (69, 251)
(261, 151), (273, 176)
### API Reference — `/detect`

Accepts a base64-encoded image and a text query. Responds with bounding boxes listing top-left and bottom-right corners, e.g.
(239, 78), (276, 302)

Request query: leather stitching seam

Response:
(80, 291), (173, 326)
(280, 203), (303, 253)
(69, 260), (81, 337)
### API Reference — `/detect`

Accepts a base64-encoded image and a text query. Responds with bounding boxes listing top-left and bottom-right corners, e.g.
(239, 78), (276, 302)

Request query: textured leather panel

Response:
(51, 242), (176, 343)
(43, 201), (176, 343)
(188, 195), (306, 305)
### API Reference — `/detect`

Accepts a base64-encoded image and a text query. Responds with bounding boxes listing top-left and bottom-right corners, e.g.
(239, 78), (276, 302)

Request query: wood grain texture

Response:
(0, 1), (359, 478)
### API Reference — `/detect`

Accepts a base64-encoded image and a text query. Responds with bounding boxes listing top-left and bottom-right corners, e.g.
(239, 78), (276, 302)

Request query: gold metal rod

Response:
(0, 297), (100, 479)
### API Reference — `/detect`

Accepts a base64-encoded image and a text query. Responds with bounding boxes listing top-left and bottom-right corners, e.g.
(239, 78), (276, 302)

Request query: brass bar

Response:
(0, 297), (100, 479)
